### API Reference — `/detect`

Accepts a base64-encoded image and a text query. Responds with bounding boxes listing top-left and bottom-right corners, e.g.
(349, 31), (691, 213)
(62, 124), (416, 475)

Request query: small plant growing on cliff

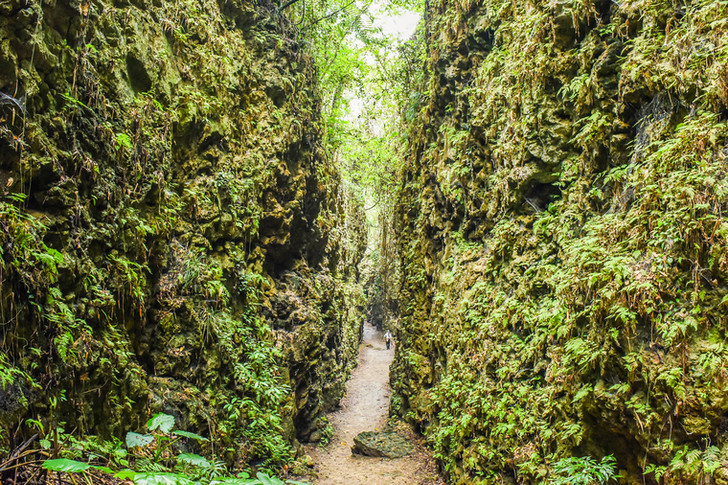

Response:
(115, 132), (134, 151)
(549, 455), (619, 484)
(319, 423), (334, 446)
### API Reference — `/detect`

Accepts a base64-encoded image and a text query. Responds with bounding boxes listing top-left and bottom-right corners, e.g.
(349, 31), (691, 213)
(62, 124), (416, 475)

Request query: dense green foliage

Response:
(41, 413), (306, 484)
(327, 6), (424, 329)
(390, 0), (728, 483)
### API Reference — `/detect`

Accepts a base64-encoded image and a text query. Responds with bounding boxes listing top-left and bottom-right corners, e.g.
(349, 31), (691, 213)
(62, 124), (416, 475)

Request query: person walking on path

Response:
(384, 329), (392, 350)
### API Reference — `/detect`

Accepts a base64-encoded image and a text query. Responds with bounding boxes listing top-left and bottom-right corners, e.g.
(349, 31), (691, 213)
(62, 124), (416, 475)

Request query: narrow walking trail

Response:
(306, 323), (443, 484)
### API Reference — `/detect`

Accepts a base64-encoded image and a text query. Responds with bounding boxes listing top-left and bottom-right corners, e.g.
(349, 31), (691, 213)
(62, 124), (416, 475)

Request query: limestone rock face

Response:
(0, 0), (364, 467)
(391, 0), (728, 483)
(351, 431), (414, 458)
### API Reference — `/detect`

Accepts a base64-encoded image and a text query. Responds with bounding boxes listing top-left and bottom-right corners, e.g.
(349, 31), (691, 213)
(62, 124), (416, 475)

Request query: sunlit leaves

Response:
(173, 430), (210, 442)
(177, 453), (211, 468)
(43, 459), (94, 473)
(126, 432), (154, 448)
(147, 413), (176, 434)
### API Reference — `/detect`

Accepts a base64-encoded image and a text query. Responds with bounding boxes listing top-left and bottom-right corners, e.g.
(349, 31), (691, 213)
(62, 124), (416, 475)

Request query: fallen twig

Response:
(0, 433), (39, 471)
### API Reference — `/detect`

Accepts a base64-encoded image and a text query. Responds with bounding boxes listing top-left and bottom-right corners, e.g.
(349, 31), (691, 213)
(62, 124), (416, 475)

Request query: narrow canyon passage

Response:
(7, 0), (728, 482)
(306, 323), (441, 485)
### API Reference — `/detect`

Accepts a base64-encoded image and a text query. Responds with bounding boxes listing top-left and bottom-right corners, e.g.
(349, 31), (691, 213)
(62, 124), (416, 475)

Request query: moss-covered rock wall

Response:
(0, 0), (365, 469)
(392, 0), (728, 483)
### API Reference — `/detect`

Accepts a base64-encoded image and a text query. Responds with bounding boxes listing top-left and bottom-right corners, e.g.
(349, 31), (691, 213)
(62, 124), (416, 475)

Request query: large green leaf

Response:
(115, 469), (138, 479)
(256, 472), (285, 485)
(42, 458), (92, 473)
(210, 472), (307, 485)
(132, 472), (195, 485)
(211, 479), (259, 485)
(172, 430), (209, 442)
(177, 453), (210, 468)
(126, 431), (154, 448)
(147, 413), (176, 433)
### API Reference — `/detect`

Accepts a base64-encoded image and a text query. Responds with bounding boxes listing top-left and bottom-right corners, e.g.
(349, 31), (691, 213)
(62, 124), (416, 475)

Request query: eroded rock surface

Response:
(390, 0), (728, 483)
(0, 0), (364, 467)
(352, 431), (414, 458)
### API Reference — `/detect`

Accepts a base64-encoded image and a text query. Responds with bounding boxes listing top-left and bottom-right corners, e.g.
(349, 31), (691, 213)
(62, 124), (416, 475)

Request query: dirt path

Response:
(306, 323), (443, 485)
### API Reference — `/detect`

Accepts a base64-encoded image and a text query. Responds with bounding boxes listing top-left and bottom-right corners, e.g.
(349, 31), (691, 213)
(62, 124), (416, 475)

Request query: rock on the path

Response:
(351, 431), (414, 458)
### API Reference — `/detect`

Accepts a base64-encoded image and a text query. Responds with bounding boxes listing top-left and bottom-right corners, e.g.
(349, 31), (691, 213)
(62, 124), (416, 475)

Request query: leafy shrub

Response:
(549, 455), (619, 484)
(42, 413), (307, 485)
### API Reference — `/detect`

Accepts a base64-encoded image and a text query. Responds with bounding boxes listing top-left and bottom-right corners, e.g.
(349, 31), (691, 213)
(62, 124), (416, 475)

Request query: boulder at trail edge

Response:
(351, 431), (414, 458)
